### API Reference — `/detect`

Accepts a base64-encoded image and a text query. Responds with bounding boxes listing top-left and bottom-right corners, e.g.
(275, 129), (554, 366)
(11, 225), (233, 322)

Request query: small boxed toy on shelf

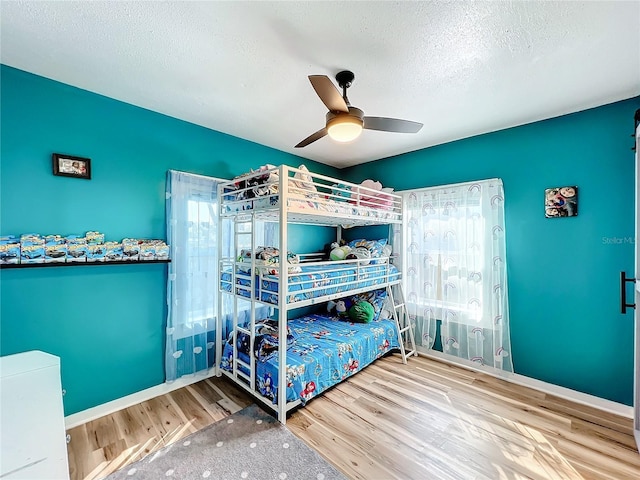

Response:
(85, 231), (106, 262)
(139, 242), (154, 261)
(86, 231), (105, 245)
(66, 236), (88, 263)
(122, 238), (140, 261)
(44, 235), (67, 263)
(139, 240), (170, 261)
(20, 234), (45, 264)
(155, 242), (169, 261)
(0, 236), (20, 264)
(87, 244), (106, 262)
(103, 241), (123, 261)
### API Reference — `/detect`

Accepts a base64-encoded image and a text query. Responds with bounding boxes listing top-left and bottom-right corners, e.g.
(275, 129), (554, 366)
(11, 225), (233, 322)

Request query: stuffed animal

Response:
(327, 300), (348, 316)
(331, 183), (351, 202)
(330, 245), (351, 261)
(346, 246), (371, 264)
(352, 179), (383, 206)
(348, 300), (375, 323)
(328, 241), (351, 261)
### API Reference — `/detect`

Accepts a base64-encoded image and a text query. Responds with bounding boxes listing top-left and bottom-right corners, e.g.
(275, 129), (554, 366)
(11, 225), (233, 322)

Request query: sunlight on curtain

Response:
(401, 179), (513, 372)
(165, 171), (222, 382)
(165, 171), (272, 382)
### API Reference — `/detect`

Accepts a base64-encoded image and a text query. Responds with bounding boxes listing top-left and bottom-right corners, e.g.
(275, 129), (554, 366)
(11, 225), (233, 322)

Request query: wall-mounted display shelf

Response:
(0, 260), (170, 269)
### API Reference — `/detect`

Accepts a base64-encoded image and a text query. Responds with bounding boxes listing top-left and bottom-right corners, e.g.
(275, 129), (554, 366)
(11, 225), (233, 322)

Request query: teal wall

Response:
(344, 97), (639, 405)
(0, 65), (338, 415)
(2, 63), (636, 412)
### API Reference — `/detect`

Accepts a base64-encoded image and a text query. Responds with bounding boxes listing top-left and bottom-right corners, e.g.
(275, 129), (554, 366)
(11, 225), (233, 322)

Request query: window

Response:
(165, 171), (221, 381)
(401, 179), (513, 371)
(183, 197), (217, 330)
(165, 171), (272, 381)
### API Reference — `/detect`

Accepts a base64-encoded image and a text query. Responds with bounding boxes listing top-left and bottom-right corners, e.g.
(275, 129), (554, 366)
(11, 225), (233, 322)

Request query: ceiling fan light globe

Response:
(327, 115), (363, 143)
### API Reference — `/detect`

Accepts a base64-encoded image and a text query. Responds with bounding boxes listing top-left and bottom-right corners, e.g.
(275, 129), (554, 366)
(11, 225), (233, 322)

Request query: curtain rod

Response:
(398, 177), (502, 194)
(168, 169), (228, 182)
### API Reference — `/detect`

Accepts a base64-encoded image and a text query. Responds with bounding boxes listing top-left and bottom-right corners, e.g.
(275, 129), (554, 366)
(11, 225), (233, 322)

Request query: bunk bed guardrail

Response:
(219, 165), (402, 226)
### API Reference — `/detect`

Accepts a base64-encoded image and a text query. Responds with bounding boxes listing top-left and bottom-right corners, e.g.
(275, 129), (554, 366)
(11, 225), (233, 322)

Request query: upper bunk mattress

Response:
(221, 194), (401, 224)
(221, 262), (400, 305)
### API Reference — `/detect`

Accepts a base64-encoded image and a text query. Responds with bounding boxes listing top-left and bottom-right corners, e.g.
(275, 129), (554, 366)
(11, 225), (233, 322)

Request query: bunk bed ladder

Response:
(231, 216), (257, 393)
(387, 284), (417, 364)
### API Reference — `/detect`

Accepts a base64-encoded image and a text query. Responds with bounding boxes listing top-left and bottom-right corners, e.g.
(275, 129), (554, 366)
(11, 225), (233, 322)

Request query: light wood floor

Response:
(67, 354), (640, 480)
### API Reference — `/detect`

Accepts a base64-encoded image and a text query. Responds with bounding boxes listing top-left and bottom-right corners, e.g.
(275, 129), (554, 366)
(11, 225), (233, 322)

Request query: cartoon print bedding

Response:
(220, 262), (400, 305)
(219, 313), (400, 405)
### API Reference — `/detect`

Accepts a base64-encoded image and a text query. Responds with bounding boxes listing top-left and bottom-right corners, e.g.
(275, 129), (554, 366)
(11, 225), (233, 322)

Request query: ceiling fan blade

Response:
(363, 117), (423, 133)
(294, 128), (328, 148)
(308, 76), (349, 113)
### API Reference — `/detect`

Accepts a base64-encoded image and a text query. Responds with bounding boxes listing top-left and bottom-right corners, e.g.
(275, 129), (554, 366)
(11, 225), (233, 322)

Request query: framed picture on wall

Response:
(52, 153), (91, 180)
(545, 186), (578, 218)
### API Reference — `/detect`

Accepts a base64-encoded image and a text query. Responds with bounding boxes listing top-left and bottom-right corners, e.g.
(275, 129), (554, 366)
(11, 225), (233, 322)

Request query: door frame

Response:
(633, 111), (639, 451)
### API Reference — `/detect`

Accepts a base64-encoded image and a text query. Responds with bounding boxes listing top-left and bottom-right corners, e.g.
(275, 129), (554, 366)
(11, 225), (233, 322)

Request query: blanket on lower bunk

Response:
(219, 312), (400, 405)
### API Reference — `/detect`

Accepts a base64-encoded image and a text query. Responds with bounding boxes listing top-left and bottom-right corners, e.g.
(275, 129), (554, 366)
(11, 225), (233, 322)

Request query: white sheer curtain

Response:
(165, 171), (223, 381)
(401, 179), (513, 372)
(165, 171), (273, 382)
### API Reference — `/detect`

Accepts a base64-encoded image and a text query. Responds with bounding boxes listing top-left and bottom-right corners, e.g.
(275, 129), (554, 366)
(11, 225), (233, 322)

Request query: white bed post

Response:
(215, 185), (223, 376)
(278, 165), (289, 423)
(249, 213), (257, 395)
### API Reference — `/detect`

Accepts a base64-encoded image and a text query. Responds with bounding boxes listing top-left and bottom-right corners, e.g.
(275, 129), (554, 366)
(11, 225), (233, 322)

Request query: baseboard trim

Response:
(419, 349), (633, 419)
(64, 369), (217, 429)
(66, 351), (634, 429)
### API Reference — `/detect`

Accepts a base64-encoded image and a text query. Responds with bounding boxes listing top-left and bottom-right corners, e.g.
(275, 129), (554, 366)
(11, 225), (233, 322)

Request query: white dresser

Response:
(0, 351), (70, 479)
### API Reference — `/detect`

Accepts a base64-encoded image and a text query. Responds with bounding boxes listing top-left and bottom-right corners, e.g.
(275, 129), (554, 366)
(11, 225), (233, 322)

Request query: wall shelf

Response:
(0, 260), (170, 269)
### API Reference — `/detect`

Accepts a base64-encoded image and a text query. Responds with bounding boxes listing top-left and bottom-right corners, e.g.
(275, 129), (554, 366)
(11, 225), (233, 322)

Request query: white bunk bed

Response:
(215, 165), (415, 423)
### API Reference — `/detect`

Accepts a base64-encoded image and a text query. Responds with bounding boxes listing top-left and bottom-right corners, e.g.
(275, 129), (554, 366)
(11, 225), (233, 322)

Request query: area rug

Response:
(103, 404), (346, 480)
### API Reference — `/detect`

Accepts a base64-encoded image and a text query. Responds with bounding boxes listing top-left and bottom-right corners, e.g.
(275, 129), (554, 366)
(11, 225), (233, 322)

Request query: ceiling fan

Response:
(295, 70), (423, 148)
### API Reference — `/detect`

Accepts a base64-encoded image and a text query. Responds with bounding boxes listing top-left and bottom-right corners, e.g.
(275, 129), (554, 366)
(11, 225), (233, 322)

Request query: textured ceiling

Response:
(1, 1), (639, 168)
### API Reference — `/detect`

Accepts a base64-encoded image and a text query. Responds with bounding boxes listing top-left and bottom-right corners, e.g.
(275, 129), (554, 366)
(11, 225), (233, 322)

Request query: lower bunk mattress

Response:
(221, 262), (400, 305)
(219, 312), (400, 405)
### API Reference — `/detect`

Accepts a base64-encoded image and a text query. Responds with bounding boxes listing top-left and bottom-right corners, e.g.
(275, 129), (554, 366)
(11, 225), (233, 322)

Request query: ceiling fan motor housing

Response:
(326, 106), (364, 126)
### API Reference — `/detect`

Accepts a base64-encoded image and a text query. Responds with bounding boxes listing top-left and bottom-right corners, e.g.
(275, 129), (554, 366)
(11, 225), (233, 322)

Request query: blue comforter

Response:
(221, 263), (400, 305)
(220, 313), (399, 405)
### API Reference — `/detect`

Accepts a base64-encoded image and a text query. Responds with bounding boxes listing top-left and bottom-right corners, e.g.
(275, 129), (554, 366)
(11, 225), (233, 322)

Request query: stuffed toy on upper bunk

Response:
(327, 241), (371, 264)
